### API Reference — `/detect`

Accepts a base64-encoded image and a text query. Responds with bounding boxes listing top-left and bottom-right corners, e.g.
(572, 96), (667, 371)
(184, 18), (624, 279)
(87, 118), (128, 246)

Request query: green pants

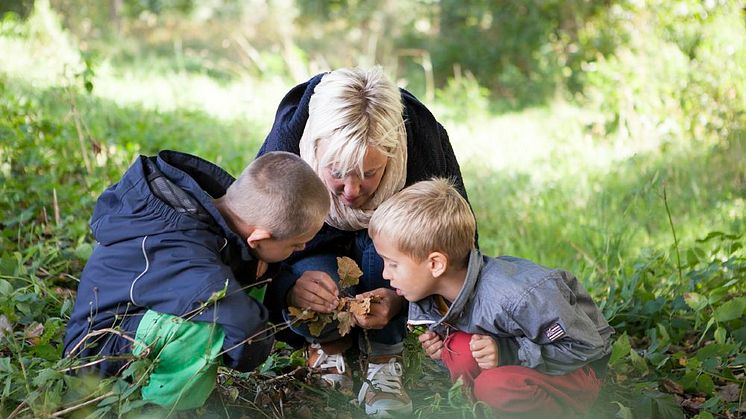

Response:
(133, 310), (225, 410)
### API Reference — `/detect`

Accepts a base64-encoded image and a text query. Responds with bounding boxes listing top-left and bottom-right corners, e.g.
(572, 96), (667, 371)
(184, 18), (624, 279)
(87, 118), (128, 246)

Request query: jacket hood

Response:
(90, 151), (245, 254)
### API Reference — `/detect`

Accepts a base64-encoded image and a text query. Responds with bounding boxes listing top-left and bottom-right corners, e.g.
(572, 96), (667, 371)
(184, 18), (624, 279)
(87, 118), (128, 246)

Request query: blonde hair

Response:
(299, 67), (408, 231)
(369, 178), (476, 267)
(223, 152), (329, 239)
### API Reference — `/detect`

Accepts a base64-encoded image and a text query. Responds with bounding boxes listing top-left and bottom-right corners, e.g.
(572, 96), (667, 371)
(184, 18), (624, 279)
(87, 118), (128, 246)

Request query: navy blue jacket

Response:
(257, 73), (474, 311)
(63, 150), (273, 374)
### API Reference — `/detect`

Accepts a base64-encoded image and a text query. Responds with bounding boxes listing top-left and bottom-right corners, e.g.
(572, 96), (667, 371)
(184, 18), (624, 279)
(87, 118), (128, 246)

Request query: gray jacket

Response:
(409, 249), (614, 376)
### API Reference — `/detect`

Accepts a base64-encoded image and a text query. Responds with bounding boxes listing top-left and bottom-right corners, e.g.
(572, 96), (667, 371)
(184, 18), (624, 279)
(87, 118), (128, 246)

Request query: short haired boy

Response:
(63, 150), (329, 410)
(369, 179), (614, 417)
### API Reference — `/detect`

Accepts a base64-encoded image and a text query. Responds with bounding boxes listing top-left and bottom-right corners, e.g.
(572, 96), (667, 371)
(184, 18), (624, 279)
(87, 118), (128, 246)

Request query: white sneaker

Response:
(357, 356), (413, 417)
(307, 342), (353, 392)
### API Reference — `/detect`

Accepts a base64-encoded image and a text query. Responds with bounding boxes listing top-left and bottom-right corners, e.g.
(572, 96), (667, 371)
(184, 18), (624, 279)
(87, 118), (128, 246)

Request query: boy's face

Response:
(251, 228), (318, 263)
(372, 233), (437, 302)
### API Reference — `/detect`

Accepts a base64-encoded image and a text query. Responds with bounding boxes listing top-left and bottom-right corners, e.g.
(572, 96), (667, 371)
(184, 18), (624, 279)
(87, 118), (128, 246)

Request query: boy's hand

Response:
(288, 271), (339, 313)
(418, 331), (444, 360)
(470, 334), (498, 369)
(352, 288), (404, 329)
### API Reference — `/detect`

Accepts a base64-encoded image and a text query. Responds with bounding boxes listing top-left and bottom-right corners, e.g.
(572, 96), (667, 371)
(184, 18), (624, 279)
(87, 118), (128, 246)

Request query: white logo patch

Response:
(544, 323), (566, 342)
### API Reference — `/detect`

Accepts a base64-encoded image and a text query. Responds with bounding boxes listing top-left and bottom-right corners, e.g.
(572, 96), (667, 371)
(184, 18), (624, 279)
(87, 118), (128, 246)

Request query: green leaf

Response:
(696, 343), (736, 360)
(653, 394), (685, 419)
(0, 279), (12, 296)
(686, 248), (698, 266)
(696, 374), (715, 395)
(693, 412), (715, 419)
(613, 402), (634, 419)
(74, 243), (93, 260)
(651, 393), (684, 419)
(610, 332), (631, 364)
(31, 368), (62, 387)
(713, 327), (726, 344)
(714, 297), (746, 322)
(684, 292), (707, 311)
(630, 348), (649, 374)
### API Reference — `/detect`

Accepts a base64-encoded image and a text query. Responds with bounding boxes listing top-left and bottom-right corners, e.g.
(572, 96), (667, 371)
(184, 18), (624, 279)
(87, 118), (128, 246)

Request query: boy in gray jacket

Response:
(368, 178), (613, 417)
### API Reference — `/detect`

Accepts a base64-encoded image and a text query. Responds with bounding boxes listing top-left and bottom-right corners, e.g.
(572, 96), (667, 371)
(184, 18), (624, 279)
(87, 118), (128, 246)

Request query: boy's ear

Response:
(246, 228), (272, 248)
(428, 252), (448, 278)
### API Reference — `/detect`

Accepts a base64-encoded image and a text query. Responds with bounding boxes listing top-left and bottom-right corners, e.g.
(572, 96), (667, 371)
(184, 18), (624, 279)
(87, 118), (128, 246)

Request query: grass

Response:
(1, 5), (744, 418)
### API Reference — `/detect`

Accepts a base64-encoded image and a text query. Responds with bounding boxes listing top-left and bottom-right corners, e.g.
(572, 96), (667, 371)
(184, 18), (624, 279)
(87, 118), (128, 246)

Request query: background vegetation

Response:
(0, 0), (744, 417)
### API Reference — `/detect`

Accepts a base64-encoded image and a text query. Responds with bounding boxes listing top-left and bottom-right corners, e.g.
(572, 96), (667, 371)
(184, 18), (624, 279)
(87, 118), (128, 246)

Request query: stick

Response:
(51, 391), (115, 417)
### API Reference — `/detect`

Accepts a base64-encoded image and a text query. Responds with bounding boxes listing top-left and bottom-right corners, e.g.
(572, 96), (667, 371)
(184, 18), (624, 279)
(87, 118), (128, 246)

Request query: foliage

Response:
(288, 257), (377, 337)
(1, 2), (744, 418)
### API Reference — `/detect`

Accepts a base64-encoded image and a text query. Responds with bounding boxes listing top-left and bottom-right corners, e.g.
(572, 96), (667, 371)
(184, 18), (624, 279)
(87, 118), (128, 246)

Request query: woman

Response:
(258, 67), (473, 416)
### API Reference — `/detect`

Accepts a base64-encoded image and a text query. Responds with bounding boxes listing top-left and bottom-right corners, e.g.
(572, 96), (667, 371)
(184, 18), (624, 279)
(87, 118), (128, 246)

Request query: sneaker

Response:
(358, 355), (413, 417)
(306, 340), (353, 392)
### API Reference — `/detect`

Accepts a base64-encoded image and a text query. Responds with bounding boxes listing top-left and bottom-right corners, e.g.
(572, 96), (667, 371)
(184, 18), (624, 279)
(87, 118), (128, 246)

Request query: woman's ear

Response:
(246, 228), (272, 249)
(428, 252), (448, 278)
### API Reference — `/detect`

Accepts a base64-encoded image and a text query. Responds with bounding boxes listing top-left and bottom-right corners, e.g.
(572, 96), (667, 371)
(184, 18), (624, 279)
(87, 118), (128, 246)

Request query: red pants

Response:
(441, 332), (601, 417)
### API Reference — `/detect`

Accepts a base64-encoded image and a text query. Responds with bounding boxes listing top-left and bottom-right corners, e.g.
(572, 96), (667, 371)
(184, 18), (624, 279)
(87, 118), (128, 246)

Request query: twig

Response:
(52, 188), (60, 226)
(50, 391), (115, 417)
(58, 357), (108, 373)
(662, 185), (683, 283)
(66, 328), (150, 358)
(181, 277), (274, 321)
(6, 400), (28, 419)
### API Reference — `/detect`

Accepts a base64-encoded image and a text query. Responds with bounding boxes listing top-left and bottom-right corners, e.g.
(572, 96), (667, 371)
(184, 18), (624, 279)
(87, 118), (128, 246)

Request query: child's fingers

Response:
(469, 335), (490, 351)
(418, 331), (438, 343)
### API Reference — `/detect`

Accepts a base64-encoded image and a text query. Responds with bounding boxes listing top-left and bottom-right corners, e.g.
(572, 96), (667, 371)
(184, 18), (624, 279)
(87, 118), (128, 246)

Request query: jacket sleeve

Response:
(498, 271), (613, 375)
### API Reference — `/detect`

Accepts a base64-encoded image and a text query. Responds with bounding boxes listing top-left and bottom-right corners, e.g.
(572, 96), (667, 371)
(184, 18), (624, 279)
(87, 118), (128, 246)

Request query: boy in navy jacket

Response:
(63, 150), (329, 409)
(368, 179), (613, 417)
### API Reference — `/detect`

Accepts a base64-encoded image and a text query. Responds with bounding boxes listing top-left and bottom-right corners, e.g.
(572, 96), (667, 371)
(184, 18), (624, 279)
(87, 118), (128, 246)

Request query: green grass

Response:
(1, 5), (744, 418)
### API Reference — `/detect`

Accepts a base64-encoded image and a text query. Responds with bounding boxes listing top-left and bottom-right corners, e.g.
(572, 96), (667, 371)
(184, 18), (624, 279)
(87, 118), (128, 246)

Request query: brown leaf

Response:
(337, 256), (362, 289)
(718, 383), (741, 402)
(335, 311), (355, 336)
(24, 321), (44, 344)
(288, 306), (317, 321)
(308, 314), (332, 337)
(348, 297), (372, 316)
(660, 378), (684, 395)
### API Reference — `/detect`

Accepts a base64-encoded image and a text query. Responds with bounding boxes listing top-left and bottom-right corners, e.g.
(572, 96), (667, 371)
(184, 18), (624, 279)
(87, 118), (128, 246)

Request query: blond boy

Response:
(369, 178), (613, 417)
(63, 150), (329, 410)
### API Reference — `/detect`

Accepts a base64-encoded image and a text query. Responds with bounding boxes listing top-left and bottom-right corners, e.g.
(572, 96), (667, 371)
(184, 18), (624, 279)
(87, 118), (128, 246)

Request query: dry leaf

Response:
(718, 383), (741, 403)
(348, 298), (371, 316)
(337, 256), (362, 289)
(308, 314), (332, 337)
(288, 306), (317, 321)
(660, 378), (684, 395)
(24, 321), (44, 345)
(335, 311), (355, 336)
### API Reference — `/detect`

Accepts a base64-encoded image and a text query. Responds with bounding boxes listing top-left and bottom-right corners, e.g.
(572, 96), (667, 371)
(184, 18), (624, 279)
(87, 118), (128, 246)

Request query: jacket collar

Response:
(408, 249), (483, 328)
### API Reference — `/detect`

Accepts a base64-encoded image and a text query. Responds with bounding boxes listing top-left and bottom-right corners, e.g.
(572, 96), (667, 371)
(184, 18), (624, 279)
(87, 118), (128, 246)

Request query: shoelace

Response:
(357, 358), (403, 403)
(310, 343), (346, 374)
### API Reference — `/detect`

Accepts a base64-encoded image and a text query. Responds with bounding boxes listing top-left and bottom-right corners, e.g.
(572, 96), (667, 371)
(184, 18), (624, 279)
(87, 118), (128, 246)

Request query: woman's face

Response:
(317, 144), (388, 209)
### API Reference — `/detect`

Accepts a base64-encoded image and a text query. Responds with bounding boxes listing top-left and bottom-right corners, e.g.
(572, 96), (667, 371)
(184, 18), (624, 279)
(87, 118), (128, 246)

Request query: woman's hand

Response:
(418, 331), (444, 360)
(287, 271), (339, 313)
(470, 334), (498, 369)
(352, 288), (405, 329)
